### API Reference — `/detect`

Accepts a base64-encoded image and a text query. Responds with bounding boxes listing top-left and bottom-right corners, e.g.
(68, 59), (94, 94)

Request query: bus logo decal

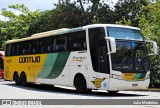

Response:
(92, 78), (105, 88)
(19, 56), (40, 63)
(72, 56), (87, 62)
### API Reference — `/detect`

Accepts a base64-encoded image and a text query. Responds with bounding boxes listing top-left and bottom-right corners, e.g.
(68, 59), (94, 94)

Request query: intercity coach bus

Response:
(4, 24), (158, 93)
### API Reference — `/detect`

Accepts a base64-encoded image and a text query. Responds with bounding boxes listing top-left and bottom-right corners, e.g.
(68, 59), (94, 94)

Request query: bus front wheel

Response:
(74, 75), (91, 93)
(20, 72), (27, 86)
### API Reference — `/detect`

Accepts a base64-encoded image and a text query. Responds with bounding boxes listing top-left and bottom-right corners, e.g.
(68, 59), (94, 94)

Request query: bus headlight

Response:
(110, 74), (123, 80)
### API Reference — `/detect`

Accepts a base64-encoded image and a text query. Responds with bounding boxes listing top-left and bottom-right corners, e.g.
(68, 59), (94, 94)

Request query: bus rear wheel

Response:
(20, 73), (27, 86)
(74, 75), (91, 93)
(14, 73), (20, 85)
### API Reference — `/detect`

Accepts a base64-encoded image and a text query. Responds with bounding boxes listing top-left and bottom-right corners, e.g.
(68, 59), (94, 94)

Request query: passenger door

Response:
(95, 42), (110, 90)
(88, 27), (110, 90)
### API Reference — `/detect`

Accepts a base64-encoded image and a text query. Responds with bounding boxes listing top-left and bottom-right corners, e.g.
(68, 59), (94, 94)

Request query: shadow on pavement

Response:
(3, 81), (148, 97)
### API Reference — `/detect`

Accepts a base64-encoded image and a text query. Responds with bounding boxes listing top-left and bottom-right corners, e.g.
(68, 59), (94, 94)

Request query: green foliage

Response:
(118, 16), (131, 26)
(138, 0), (160, 88)
(50, 2), (83, 28)
(115, 0), (149, 27)
(27, 1), (84, 35)
(118, 0), (160, 88)
(0, 4), (40, 50)
(28, 0), (117, 35)
(27, 10), (53, 35)
(76, 0), (117, 24)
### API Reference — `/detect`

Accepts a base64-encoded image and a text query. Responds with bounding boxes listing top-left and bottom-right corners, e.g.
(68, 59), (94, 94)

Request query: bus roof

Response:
(31, 28), (69, 37)
(6, 27), (83, 44)
(6, 24), (140, 44)
(83, 24), (140, 30)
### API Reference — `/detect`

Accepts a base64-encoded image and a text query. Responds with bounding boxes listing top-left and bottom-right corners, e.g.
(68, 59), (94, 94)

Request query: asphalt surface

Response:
(0, 79), (160, 108)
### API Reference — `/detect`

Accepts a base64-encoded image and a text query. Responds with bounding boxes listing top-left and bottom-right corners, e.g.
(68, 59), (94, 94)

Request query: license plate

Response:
(132, 84), (138, 87)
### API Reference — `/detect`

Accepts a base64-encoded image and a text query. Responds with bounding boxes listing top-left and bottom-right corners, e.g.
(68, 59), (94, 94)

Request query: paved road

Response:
(0, 79), (160, 108)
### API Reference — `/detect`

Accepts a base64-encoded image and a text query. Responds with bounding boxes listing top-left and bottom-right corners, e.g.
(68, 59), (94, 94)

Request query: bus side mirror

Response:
(145, 40), (158, 56)
(105, 37), (116, 54)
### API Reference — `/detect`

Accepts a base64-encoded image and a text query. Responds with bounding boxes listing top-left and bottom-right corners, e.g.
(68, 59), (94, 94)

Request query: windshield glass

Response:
(132, 42), (149, 72)
(111, 41), (149, 72)
(107, 27), (144, 41)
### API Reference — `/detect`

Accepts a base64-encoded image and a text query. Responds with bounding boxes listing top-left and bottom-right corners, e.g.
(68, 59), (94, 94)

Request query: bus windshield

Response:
(111, 41), (149, 72)
(107, 27), (144, 41)
(107, 27), (149, 72)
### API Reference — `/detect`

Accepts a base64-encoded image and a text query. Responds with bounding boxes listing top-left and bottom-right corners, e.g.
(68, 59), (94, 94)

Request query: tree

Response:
(117, 0), (160, 88)
(114, 0), (149, 27)
(138, 0), (160, 87)
(27, 10), (53, 35)
(0, 20), (7, 50)
(0, 4), (40, 50)
(77, 0), (117, 24)
(28, 0), (118, 35)
(28, 1), (84, 35)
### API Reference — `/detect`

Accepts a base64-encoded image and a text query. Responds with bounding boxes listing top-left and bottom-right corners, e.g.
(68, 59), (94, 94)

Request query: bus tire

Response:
(20, 72), (27, 86)
(74, 75), (91, 93)
(14, 72), (20, 85)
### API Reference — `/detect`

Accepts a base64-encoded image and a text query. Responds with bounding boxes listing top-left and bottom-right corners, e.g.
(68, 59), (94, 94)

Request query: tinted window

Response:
(6, 44), (11, 56)
(55, 36), (67, 52)
(39, 37), (54, 53)
(89, 27), (109, 73)
(30, 39), (39, 54)
(5, 30), (86, 56)
(12, 43), (19, 56)
(68, 31), (86, 51)
(19, 41), (30, 55)
(108, 27), (143, 41)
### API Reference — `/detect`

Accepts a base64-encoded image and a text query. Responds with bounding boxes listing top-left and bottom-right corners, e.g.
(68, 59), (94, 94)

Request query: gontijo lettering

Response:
(19, 56), (40, 63)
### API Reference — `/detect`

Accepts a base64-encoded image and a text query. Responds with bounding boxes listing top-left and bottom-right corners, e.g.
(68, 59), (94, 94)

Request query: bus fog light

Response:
(111, 74), (123, 80)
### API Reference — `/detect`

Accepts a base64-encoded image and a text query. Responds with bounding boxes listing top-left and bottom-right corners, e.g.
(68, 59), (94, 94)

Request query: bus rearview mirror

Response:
(145, 40), (158, 56)
(105, 37), (116, 54)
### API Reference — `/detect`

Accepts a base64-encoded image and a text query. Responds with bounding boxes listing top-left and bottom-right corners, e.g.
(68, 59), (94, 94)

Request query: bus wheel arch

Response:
(13, 71), (20, 85)
(74, 73), (91, 93)
(20, 72), (27, 86)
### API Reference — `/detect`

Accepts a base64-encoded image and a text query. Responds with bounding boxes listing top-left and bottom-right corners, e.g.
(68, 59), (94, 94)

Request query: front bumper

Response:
(108, 78), (150, 91)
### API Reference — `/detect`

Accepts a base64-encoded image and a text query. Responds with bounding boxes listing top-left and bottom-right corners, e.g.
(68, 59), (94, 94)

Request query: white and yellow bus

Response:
(4, 24), (158, 93)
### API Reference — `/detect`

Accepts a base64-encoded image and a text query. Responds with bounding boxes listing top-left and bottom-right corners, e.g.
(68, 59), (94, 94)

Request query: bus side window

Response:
(6, 44), (11, 56)
(31, 39), (39, 54)
(84, 42), (87, 49)
(11, 43), (19, 56)
(19, 41), (30, 55)
(68, 30), (86, 51)
(55, 36), (67, 52)
(56, 44), (65, 51)
(22, 49), (27, 54)
(47, 45), (52, 52)
(32, 48), (36, 54)
(73, 43), (82, 50)
(40, 37), (53, 53)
